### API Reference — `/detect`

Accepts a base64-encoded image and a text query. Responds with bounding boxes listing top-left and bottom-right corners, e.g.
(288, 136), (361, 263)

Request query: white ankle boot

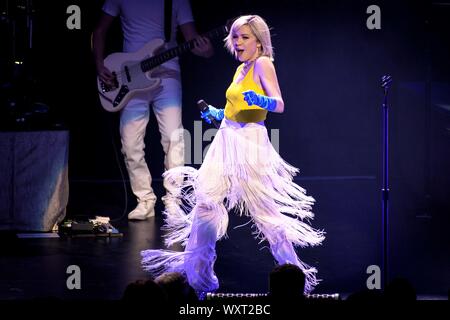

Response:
(128, 199), (155, 220)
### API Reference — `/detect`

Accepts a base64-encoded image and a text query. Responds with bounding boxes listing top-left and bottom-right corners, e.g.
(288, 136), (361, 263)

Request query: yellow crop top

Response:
(224, 63), (268, 123)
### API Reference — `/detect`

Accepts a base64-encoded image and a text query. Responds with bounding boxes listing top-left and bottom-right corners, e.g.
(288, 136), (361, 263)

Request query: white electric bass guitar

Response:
(97, 25), (228, 112)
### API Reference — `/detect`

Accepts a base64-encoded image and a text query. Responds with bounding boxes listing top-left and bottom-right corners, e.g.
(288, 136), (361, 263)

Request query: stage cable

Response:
(106, 112), (129, 222)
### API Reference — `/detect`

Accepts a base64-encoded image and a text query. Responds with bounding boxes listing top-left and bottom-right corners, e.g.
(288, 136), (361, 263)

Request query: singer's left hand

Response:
(242, 90), (259, 106)
(242, 90), (277, 112)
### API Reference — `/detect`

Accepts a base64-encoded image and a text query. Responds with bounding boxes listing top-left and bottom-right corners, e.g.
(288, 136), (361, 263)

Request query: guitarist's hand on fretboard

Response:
(191, 36), (214, 58)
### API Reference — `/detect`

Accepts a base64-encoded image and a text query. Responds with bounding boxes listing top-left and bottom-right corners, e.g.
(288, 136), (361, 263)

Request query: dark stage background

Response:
(1, 0), (449, 297)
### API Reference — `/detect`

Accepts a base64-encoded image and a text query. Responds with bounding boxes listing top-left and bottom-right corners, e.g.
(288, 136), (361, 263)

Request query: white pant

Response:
(119, 77), (185, 202)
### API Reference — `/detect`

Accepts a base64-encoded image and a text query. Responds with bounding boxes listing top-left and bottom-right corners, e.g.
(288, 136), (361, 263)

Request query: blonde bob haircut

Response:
(224, 15), (274, 61)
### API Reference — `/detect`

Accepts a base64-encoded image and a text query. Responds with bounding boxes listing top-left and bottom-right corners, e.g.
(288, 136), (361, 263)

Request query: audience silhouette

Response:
(268, 263), (306, 302)
(384, 277), (417, 302)
(121, 279), (168, 306)
(155, 272), (198, 306)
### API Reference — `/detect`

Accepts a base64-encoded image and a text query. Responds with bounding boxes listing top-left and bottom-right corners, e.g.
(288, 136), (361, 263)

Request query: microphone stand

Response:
(26, 0), (33, 50)
(381, 75), (392, 290)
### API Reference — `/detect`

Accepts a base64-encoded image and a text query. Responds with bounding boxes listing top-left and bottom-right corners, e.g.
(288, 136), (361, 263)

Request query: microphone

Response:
(197, 99), (219, 128)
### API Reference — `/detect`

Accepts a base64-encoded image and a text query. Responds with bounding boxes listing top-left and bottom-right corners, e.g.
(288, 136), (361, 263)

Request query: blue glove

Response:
(242, 90), (277, 112)
(200, 105), (224, 124)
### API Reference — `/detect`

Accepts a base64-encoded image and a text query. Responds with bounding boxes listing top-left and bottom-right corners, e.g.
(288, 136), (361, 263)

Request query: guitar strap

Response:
(164, 0), (172, 43)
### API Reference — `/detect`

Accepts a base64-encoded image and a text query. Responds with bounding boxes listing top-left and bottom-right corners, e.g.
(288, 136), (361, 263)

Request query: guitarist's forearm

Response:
(92, 31), (107, 69)
(92, 13), (115, 69)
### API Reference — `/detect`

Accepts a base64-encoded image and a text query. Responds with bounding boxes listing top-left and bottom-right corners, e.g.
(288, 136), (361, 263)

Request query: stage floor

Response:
(0, 216), (446, 301)
(1, 214), (285, 300)
(1, 180), (448, 301)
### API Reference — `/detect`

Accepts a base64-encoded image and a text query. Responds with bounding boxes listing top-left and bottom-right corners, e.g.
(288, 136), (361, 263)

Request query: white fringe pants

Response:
(141, 118), (325, 293)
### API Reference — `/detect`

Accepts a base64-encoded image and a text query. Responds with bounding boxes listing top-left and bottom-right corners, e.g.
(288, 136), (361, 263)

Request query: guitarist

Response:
(92, 0), (213, 220)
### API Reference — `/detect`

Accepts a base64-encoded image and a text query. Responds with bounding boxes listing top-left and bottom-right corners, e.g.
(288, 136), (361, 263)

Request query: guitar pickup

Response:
(124, 66), (131, 82)
(113, 85), (129, 107)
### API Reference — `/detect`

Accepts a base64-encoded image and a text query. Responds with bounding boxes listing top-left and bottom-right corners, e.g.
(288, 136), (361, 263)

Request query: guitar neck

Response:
(140, 26), (226, 72)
